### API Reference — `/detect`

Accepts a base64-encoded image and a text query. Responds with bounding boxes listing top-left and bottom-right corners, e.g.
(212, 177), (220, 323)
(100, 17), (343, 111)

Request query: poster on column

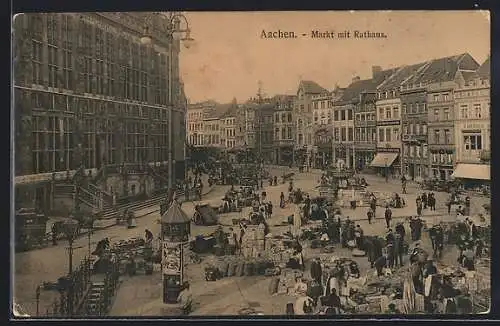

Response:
(162, 242), (181, 274)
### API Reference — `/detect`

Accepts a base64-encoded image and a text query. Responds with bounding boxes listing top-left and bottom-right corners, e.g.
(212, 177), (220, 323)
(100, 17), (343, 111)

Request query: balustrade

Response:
(44, 257), (93, 317)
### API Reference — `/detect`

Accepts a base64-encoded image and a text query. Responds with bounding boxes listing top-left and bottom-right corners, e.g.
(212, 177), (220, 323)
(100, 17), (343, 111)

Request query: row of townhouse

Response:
(186, 53), (490, 182)
(186, 99), (239, 149)
(309, 53), (489, 182)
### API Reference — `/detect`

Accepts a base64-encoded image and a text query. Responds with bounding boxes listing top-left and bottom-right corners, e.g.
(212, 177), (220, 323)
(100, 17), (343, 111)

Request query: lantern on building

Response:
(160, 200), (191, 304)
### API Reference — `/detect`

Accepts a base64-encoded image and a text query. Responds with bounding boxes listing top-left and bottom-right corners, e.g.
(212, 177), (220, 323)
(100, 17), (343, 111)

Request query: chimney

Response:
(352, 76), (361, 83)
(372, 65), (382, 78)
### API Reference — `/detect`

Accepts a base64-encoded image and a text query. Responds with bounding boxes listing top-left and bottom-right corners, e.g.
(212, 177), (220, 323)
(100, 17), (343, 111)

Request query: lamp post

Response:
(85, 216), (95, 257)
(35, 285), (41, 316)
(62, 218), (80, 315)
(140, 12), (194, 194)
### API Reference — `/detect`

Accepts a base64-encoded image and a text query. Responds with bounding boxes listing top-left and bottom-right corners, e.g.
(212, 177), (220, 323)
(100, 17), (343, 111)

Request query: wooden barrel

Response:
(236, 261), (245, 277)
(245, 262), (255, 276)
(268, 276), (280, 295)
(227, 261), (238, 277)
(221, 261), (230, 277)
(255, 259), (266, 275)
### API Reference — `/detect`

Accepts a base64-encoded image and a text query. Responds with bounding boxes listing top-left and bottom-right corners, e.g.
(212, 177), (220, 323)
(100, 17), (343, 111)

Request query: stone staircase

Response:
(86, 281), (107, 316)
(54, 164), (196, 228)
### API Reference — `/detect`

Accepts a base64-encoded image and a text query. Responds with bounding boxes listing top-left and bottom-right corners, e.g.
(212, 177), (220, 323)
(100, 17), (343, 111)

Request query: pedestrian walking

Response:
(421, 192), (428, 209)
(401, 175), (407, 194)
(354, 224), (364, 249)
(384, 206), (392, 228)
(395, 222), (406, 242)
(429, 193), (436, 211)
(370, 199), (377, 218)
(51, 222), (58, 246)
(417, 200), (423, 216)
(367, 207), (374, 224)
(394, 232), (404, 267)
(386, 243), (395, 269)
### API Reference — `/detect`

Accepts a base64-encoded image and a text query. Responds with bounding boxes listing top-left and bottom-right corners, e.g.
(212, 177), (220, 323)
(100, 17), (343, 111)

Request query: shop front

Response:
(369, 152), (400, 178)
(451, 163), (490, 183)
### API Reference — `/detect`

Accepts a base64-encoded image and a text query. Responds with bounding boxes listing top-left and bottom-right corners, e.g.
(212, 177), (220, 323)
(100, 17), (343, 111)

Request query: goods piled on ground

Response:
(273, 269), (304, 296)
(240, 225), (266, 258)
(336, 189), (370, 208)
(203, 255), (277, 281)
(108, 237), (152, 275)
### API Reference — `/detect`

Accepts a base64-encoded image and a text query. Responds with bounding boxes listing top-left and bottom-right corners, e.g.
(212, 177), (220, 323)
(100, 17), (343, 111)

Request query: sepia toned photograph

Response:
(11, 11), (490, 317)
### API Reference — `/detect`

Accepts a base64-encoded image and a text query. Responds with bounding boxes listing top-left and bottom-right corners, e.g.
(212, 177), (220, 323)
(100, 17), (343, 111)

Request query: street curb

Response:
(91, 185), (216, 232)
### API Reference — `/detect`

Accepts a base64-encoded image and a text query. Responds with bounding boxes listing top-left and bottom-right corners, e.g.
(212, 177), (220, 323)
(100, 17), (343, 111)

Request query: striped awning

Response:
(370, 153), (399, 168)
(451, 163), (490, 181)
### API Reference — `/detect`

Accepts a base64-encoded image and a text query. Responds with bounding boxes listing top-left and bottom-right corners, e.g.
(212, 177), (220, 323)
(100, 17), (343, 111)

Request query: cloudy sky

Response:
(179, 11), (490, 103)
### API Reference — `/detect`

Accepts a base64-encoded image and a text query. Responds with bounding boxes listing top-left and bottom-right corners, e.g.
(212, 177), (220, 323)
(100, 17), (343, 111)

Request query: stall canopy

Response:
(369, 153), (399, 168)
(451, 163), (490, 181)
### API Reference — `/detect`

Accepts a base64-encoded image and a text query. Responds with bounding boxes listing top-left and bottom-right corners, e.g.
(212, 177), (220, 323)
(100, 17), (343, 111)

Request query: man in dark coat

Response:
(394, 231), (404, 267)
(310, 257), (323, 284)
(304, 195), (311, 219)
(429, 225), (444, 259)
(366, 237), (383, 268)
(416, 200), (423, 216)
(370, 196), (377, 217)
(410, 217), (423, 241)
(367, 208), (374, 224)
(421, 192), (428, 209)
(395, 222), (406, 241)
(384, 206), (392, 228)
(386, 243), (395, 269)
(428, 193), (436, 211)
(385, 229), (395, 245)
(374, 255), (387, 276)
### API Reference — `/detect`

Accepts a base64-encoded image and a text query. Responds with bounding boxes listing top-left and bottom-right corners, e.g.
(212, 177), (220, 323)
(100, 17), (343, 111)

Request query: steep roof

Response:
(205, 103), (235, 119)
(377, 63), (428, 91)
(460, 71), (477, 83)
(161, 200), (190, 224)
(336, 78), (378, 105)
(401, 53), (479, 86)
(374, 68), (398, 85)
(475, 57), (490, 80)
(220, 103), (239, 118)
(300, 80), (328, 94)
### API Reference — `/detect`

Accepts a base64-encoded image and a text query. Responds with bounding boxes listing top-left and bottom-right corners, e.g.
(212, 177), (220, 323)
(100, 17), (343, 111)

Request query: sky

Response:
(179, 11), (490, 104)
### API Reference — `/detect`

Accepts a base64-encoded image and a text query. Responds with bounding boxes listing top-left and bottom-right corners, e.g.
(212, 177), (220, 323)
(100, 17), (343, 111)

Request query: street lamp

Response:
(140, 12), (194, 194)
(62, 218), (79, 315)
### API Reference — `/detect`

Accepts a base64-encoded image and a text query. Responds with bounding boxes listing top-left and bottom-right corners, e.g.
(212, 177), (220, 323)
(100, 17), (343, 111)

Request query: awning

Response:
(451, 163), (490, 181)
(370, 153), (399, 168)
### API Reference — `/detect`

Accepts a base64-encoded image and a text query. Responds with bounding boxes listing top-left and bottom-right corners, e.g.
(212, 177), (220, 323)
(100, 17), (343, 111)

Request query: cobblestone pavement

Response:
(13, 181), (228, 317)
(109, 168), (490, 316)
(18, 167), (489, 316)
